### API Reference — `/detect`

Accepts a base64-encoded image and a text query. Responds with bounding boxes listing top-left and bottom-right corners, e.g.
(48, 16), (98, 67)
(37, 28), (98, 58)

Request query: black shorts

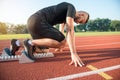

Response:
(27, 14), (65, 42)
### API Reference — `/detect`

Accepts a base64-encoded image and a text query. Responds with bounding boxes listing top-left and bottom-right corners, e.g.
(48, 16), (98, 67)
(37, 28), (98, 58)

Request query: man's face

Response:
(75, 13), (88, 24)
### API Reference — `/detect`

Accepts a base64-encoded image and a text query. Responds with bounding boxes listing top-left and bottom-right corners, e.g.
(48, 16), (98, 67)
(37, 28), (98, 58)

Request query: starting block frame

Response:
(0, 48), (54, 63)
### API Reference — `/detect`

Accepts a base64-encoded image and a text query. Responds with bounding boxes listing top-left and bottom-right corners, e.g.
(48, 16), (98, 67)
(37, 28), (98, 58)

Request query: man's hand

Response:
(69, 53), (85, 67)
(55, 48), (63, 52)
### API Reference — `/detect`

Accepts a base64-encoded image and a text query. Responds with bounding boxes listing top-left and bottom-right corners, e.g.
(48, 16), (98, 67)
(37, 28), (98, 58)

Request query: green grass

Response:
(0, 32), (120, 40)
(75, 31), (120, 36)
(0, 34), (31, 40)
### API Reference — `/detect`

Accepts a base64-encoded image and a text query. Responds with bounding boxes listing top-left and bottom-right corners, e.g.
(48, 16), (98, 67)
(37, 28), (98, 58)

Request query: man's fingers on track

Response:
(79, 60), (84, 66)
(74, 61), (78, 67)
(78, 57), (85, 66)
(77, 61), (83, 67)
(76, 59), (82, 67)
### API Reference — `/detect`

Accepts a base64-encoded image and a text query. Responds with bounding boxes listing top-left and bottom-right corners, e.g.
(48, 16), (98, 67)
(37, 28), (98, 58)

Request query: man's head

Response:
(74, 11), (89, 24)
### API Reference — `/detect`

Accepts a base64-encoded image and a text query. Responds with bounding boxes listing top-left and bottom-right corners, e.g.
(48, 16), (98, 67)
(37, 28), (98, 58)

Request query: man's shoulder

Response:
(58, 2), (74, 6)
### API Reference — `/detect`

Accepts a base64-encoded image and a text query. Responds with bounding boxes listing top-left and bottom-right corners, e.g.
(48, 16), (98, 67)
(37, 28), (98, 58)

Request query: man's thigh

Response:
(29, 23), (65, 42)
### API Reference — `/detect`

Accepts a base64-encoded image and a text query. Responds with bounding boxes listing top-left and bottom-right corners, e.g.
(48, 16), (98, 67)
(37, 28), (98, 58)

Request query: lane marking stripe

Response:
(47, 65), (120, 80)
(76, 42), (120, 48)
(87, 65), (113, 79)
(65, 42), (120, 48)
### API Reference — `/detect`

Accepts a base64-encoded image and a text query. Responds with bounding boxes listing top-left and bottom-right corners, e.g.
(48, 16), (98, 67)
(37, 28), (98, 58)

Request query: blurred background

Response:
(0, 0), (120, 34)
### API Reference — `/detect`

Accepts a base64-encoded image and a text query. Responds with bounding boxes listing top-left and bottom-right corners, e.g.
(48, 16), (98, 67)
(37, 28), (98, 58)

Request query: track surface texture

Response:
(0, 35), (120, 80)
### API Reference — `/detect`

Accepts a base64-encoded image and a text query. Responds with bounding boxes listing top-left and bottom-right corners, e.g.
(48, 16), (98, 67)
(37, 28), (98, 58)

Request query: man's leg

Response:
(31, 38), (66, 48)
(23, 38), (66, 60)
(26, 15), (66, 59)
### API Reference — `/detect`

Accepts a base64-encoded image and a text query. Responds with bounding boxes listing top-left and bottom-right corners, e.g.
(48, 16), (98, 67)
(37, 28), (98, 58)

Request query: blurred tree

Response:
(93, 18), (111, 31)
(110, 20), (120, 31)
(14, 24), (28, 34)
(0, 22), (7, 34)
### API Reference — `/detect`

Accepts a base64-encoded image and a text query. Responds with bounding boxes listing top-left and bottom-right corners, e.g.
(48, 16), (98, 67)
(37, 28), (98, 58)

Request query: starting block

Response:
(1, 48), (12, 56)
(0, 48), (54, 63)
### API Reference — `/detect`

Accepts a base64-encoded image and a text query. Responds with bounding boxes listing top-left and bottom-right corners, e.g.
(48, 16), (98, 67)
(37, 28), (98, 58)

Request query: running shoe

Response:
(10, 39), (20, 55)
(23, 39), (35, 60)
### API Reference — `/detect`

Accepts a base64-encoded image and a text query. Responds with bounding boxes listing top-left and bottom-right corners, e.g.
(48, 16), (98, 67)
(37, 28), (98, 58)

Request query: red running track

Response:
(0, 35), (120, 80)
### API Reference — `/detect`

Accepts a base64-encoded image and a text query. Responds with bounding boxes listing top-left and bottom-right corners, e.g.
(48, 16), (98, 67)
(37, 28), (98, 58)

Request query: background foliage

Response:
(0, 18), (120, 34)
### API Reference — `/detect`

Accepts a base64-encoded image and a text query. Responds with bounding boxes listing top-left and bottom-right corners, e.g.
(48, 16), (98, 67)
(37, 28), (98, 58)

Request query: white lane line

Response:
(77, 42), (120, 48)
(77, 38), (120, 42)
(87, 65), (113, 79)
(65, 42), (120, 48)
(47, 65), (120, 80)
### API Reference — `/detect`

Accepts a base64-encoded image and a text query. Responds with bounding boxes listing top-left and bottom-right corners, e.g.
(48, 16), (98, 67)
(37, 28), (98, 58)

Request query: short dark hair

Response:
(85, 13), (89, 23)
(79, 11), (90, 23)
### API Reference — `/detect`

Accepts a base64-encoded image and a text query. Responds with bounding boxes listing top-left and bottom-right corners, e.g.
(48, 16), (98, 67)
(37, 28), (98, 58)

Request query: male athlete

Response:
(11, 2), (89, 67)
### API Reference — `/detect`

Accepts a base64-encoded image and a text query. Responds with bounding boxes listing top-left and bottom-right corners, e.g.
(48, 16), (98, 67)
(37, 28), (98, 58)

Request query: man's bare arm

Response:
(66, 17), (76, 53)
(66, 17), (84, 67)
